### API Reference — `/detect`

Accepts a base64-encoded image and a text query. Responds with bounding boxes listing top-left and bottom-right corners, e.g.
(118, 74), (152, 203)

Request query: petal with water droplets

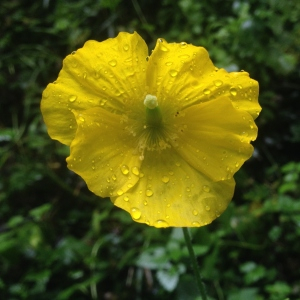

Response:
(41, 32), (148, 145)
(67, 107), (141, 197)
(172, 96), (257, 181)
(111, 148), (235, 227)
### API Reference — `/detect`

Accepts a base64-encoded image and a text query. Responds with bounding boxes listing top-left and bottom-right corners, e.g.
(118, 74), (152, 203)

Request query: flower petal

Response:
(111, 148), (235, 227)
(41, 32), (148, 145)
(171, 96), (257, 181)
(146, 38), (215, 115)
(146, 38), (261, 120)
(66, 107), (142, 198)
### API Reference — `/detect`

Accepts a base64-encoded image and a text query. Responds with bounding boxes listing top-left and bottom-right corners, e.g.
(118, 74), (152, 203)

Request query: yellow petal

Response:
(146, 38), (215, 115)
(183, 68), (262, 120)
(111, 148), (235, 227)
(41, 32), (148, 145)
(146, 38), (261, 120)
(171, 96), (257, 181)
(66, 107), (141, 198)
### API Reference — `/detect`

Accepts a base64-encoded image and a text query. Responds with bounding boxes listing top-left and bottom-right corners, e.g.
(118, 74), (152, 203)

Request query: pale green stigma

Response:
(144, 94), (158, 109)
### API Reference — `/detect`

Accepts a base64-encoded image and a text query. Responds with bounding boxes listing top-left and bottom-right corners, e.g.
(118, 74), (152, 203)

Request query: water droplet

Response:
(178, 54), (190, 59)
(78, 116), (85, 122)
(154, 220), (169, 228)
(238, 85), (243, 89)
(120, 165), (129, 175)
(205, 205), (211, 211)
(203, 185), (210, 192)
(192, 221), (200, 226)
(165, 62), (173, 66)
(203, 88), (211, 95)
(131, 208), (141, 220)
(117, 189), (124, 196)
(159, 175), (169, 183)
(175, 162), (181, 167)
(123, 44), (129, 51)
(112, 174), (117, 181)
(108, 60), (117, 67)
(100, 99), (107, 106)
(158, 39), (169, 51)
(146, 189), (153, 197)
(230, 88), (237, 96)
(193, 209), (198, 216)
(69, 95), (77, 102)
(83, 72), (87, 79)
(124, 195), (129, 202)
(71, 51), (76, 55)
(235, 162), (239, 168)
(132, 166), (140, 176)
(180, 42), (187, 48)
(169, 69), (178, 77)
(214, 80), (223, 87)
(143, 201), (148, 206)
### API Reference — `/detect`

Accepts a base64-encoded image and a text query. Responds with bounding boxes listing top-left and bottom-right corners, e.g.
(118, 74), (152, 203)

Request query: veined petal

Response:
(66, 107), (141, 198)
(111, 149), (235, 227)
(146, 38), (261, 120)
(41, 32), (148, 145)
(146, 38), (215, 115)
(172, 96), (257, 181)
(181, 68), (261, 120)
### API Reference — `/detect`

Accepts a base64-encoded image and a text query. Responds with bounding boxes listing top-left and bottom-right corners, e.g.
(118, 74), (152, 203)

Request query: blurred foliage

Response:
(1, 0), (300, 299)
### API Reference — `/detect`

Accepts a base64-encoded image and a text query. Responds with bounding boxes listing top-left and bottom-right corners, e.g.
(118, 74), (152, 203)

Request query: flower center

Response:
(144, 94), (163, 128)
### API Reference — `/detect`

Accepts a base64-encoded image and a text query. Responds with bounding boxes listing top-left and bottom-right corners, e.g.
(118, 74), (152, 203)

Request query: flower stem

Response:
(182, 227), (207, 300)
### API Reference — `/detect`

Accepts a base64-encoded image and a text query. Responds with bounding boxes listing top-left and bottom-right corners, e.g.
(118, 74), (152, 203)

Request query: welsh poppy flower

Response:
(41, 32), (261, 227)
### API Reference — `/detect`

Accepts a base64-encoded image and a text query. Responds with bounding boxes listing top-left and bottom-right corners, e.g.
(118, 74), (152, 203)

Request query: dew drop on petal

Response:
(146, 189), (153, 197)
(132, 166), (140, 176)
(214, 80), (223, 87)
(180, 42), (187, 48)
(158, 39), (169, 52)
(108, 59), (117, 67)
(69, 95), (77, 102)
(162, 176), (169, 183)
(192, 221), (200, 226)
(216, 210), (220, 217)
(78, 116), (85, 122)
(230, 88), (237, 96)
(165, 62), (173, 66)
(203, 88), (211, 95)
(120, 165), (129, 175)
(154, 220), (169, 228)
(131, 207), (141, 220)
(112, 174), (117, 181)
(117, 189), (124, 196)
(178, 54), (190, 59)
(124, 195), (129, 202)
(192, 209), (198, 216)
(205, 205), (211, 211)
(202, 185), (210, 192)
(123, 44), (129, 51)
(169, 69), (178, 77)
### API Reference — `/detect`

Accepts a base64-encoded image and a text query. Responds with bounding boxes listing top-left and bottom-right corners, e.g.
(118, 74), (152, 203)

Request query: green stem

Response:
(182, 227), (207, 300)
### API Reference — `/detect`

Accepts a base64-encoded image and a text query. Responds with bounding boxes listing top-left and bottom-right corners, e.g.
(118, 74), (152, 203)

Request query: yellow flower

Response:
(41, 32), (261, 227)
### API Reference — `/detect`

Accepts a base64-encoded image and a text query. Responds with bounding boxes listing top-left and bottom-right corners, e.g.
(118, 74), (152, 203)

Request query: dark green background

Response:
(1, 0), (300, 299)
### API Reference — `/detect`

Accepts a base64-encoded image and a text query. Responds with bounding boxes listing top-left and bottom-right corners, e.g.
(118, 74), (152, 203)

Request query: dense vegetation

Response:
(1, 0), (299, 299)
